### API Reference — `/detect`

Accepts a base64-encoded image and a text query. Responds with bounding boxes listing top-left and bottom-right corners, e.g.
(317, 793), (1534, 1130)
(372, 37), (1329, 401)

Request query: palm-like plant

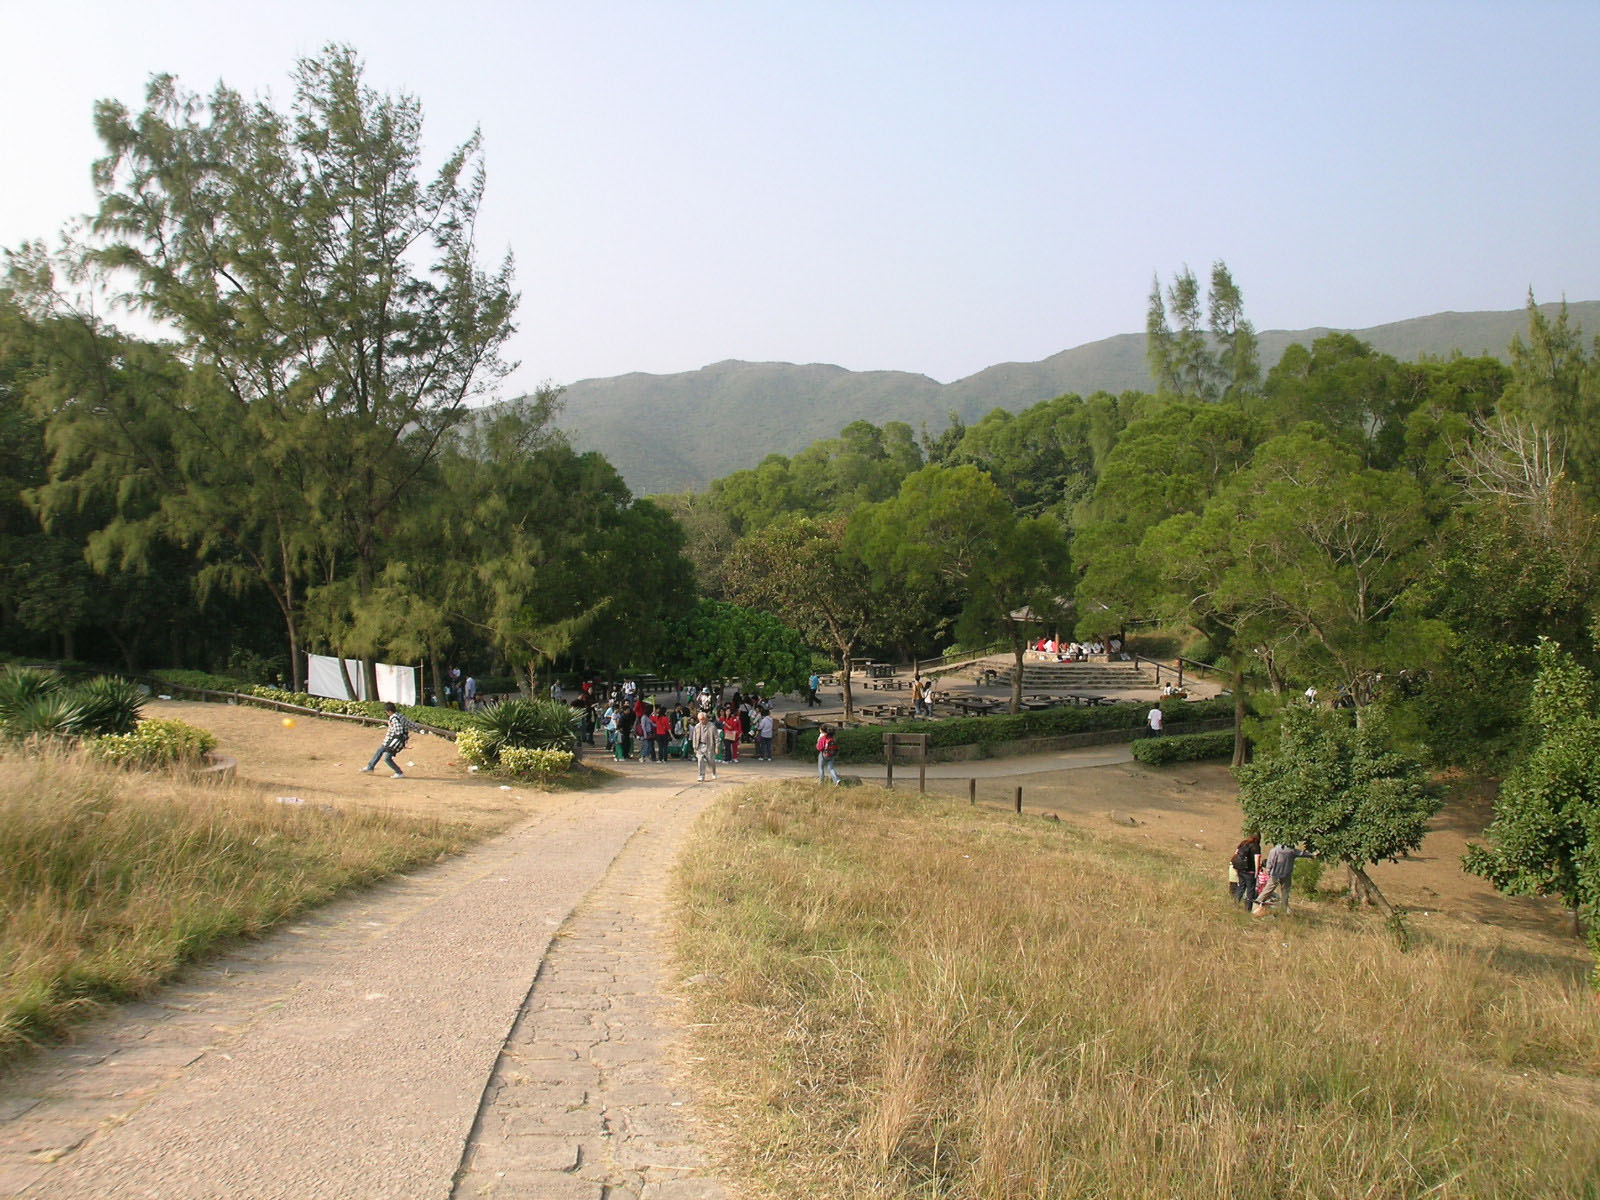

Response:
(469, 698), (578, 759)
(0, 668), (68, 736)
(73, 676), (146, 736)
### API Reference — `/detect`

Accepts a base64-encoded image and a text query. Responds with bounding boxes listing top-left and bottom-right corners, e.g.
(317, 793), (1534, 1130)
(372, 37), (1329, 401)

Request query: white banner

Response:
(306, 655), (416, 705)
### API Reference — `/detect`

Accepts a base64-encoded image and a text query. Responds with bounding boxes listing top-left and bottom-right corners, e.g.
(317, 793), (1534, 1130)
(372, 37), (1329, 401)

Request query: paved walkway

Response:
(0, 744), (1136, 1199)
(0, 775), (733, 1200)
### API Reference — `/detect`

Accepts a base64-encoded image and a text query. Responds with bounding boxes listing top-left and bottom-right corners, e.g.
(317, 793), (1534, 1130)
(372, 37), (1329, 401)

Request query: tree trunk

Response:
(430, 654), (444, 707)
(336, 653), (360, 701)
(1348, 865), (1395, 916)
(1230, 657), (1248, 767)
(1010, 639), (1024, 715)
(362, 657), (380, 702)
(841, 654), (855, 721)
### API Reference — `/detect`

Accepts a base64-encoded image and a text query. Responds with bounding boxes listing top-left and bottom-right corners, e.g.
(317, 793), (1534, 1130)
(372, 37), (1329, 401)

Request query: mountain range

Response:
(546, 301), (1600, 497)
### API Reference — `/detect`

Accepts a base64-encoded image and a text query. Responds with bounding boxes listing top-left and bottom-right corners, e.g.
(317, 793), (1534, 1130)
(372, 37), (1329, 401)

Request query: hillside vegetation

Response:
(555, 300), (1600, 494)
(677, 781), (1600, 1199)
(0, 747), (475, 1062)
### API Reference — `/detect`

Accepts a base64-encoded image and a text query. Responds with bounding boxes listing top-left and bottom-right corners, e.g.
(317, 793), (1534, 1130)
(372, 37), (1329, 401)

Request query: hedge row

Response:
(148, 671), (477, 734)
(793, 697), (1234, 764)
(1129, 729), (1236, 766)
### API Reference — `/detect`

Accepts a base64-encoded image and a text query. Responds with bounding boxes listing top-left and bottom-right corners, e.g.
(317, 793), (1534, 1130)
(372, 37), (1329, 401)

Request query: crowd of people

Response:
(593, 681), (778, 770)
(1032, 635), (1125, 661)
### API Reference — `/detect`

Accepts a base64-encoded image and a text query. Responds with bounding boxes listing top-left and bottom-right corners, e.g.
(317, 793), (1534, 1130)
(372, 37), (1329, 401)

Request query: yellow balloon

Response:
(282, 717), (296, 728)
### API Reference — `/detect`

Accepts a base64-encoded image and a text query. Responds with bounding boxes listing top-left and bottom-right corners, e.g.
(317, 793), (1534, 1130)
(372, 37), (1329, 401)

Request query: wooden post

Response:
(918, 734), (927, 794)
(1178, 662), (1185, 689)
(1014, 786), (1022, 813)
(968, 778), (976, 805)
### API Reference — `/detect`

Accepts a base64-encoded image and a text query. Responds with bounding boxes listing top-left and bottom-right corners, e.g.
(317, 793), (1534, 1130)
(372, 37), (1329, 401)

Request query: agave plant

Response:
(469, 698), (578, 758)
(7, 692), (92, 741)
(73, 675), (147, 736)
(0, 667), (67, 736)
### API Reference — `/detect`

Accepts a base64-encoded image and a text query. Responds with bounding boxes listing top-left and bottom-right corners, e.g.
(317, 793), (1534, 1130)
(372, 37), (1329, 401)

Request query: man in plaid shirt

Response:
(361, 702), (423, 778)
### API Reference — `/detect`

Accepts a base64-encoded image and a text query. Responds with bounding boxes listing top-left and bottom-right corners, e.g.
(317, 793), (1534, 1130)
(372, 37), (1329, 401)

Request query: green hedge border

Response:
(792, 697), (1233, 764)
(1129, 729), (1236, 766)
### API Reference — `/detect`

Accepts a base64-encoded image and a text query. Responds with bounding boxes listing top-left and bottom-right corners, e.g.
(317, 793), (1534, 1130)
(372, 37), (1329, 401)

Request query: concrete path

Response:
(0, 774), (734, 1200)
(0, 744), (1138, 1199)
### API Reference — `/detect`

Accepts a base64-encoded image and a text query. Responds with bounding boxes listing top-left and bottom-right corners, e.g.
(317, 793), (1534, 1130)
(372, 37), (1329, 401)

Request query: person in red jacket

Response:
(651, 708), (672, 762)
(721, 707), (743, 762)
(816, 725), (841, 785)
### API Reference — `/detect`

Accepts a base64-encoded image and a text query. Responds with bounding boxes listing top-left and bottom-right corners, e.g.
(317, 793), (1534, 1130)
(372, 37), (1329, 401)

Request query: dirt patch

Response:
(927, 760), (1587, 967)
(145, 698), (569, 828)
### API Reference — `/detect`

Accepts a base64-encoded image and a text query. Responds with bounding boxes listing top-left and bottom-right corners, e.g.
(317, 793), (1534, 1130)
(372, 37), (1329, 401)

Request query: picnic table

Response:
(1067, 693), (1110, 706)
(867, 662), (895, 678)
(951, 697), (1004, 716)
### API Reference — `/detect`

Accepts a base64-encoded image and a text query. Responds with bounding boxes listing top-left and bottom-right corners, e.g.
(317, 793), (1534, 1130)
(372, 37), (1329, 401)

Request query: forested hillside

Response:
(555, 300), (1600, 494)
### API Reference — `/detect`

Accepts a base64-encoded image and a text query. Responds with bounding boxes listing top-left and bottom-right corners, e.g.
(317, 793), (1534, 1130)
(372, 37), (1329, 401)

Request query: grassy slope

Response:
(0, 749), (482, 1063)
(676, 780), (1600, 1200)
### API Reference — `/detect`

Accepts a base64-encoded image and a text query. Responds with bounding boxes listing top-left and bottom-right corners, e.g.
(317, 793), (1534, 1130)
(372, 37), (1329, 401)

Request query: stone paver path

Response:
(0, 772), (738, 1200)
(454, 784), (726, 1199)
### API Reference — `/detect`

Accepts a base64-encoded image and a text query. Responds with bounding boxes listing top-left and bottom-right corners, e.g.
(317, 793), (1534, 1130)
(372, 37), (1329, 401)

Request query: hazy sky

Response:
(5, 1), (1597, 396)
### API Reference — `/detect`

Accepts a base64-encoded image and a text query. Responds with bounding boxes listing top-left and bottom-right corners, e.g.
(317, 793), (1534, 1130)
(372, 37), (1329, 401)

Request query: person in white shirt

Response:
(1146, 704), (1164, 736)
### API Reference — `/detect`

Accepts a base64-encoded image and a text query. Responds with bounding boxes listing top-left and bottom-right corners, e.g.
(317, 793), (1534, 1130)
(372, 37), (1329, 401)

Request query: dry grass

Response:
(0, 747), (477, 1063)
(676, 780), (1600, 1200)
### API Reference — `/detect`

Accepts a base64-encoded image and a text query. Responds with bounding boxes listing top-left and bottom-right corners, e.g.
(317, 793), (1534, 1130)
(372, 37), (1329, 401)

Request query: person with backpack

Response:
(1229, 834), (1261, 907)
(361, 702), (422, 778)
(816, 724), (842, 785)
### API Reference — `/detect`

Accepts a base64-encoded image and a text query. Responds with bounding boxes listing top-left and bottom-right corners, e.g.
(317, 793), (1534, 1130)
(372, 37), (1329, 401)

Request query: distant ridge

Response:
(545, 301), (1600, 496)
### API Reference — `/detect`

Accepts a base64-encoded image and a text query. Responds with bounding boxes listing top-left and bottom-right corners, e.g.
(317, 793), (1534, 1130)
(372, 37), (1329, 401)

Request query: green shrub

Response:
(791, 697), (1234, 763)
(1294, 854), (1326, 896)
(150, 668), (249, 693)
(469, 698), (578, 757)
(0, 668), (146, 742)
(0, 667), (67, 734)
(455, 728), (494, 768)
(1130, 730), (1236, 765)
(5, 693), (90, 741)
(88, 718), (218, 769)
(497, 746), (575, 781)
(73, 676), (146, 736)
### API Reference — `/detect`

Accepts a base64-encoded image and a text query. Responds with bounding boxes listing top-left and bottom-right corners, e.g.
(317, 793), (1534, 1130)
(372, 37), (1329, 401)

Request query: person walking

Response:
(807, 672), (821, 708)
(361, 702), (422, 778)
(1146, 702), (1164, 737)
(691, 710), (719, 781)
(462, 673), (478, 712)
(1254, 842), (1317, 916)
(756, 708), (775, 761)
(816, 724), (842, 785)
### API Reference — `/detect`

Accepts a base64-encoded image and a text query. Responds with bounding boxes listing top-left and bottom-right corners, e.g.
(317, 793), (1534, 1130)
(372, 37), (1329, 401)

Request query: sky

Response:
(4, 1), (1598, 396)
